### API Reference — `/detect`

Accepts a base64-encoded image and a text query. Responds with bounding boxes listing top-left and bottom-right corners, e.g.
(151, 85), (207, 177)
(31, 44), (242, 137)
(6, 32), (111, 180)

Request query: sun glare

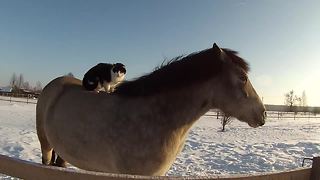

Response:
(295, 67), (320, 106)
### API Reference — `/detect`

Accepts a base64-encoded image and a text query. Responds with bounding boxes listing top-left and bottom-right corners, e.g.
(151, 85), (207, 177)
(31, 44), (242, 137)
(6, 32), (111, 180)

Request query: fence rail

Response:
(267, 111), (320, 120)
(0, 93), (37, 104)
(0, 155), (319, 180)
(207, 110), (320, 120)
(1, 95), (319, 120)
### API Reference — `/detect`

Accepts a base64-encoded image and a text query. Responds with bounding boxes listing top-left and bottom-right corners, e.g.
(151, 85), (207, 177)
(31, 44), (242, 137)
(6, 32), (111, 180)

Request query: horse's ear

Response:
(212, 43), (222, 53)
(213, 43), (220, 49)
(213, 43), (226, 61)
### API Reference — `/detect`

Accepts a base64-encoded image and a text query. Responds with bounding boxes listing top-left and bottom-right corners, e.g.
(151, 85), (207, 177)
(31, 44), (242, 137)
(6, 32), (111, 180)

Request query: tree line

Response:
(284, 90), (307, 107)
(9, 73), (42, 93)
(7, 72), (75, 94)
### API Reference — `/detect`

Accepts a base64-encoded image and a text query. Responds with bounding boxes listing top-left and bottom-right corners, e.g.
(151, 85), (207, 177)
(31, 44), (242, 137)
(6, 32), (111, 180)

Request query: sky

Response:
(0, 0), (319, 106)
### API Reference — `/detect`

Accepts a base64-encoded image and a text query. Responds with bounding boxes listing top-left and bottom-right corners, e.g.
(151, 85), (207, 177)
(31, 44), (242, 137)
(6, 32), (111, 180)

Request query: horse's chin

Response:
(248, 120), (264, 128)
(248, 122), (260, 128)
(236, 116), (262, 128)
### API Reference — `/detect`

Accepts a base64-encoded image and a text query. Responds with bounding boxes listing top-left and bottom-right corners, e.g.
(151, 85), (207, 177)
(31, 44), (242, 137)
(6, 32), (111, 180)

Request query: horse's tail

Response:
(82, 76), (99, 91)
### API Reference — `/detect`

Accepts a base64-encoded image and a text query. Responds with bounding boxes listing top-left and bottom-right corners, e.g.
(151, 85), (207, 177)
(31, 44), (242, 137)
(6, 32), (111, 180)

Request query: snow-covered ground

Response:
(0, 100), (319, 179)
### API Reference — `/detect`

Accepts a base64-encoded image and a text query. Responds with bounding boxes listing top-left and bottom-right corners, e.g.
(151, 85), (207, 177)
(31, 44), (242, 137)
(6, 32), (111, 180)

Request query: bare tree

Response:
(34, 81), (43, 92)
(284, 90), (301, 112)
(296, 97), (302, 106)
(10, 73), (17, 88)
(221, 113), (233, 132)
(17, 74), (24, 89)
(284, 90), (298, 106)
(23, 81), (30, 90)
(301, 91), (307, 107)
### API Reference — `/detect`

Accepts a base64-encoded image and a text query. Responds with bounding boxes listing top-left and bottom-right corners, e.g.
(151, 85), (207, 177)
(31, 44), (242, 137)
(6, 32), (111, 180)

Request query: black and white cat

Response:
(82, 63), (126, 93)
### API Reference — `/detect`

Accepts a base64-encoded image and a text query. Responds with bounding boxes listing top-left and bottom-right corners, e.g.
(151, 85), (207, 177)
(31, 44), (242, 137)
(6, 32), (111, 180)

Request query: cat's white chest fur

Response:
(101, 71), (125, 93)
(111, 71), (125, 84)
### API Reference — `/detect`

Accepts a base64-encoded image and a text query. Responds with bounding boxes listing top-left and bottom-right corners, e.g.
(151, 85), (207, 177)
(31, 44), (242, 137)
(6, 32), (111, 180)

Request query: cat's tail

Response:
(82, 76), (98, 91)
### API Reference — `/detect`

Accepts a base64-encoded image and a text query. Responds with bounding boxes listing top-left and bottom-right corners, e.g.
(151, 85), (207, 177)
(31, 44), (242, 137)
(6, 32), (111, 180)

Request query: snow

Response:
(167, 116), (320, 176)
(0, 100), (319, 179)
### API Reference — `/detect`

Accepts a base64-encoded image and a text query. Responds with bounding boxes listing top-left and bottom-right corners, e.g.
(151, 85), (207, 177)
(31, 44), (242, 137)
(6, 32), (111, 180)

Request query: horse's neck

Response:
(151, 81), (214, 132)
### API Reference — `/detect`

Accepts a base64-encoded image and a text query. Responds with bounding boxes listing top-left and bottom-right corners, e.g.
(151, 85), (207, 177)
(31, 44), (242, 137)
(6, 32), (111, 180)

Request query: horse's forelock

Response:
(222, 48), (250, 73)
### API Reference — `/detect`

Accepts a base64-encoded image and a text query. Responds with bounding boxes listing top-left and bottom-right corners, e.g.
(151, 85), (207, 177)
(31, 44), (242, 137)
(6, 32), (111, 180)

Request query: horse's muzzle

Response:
(260, 111), (267, 125)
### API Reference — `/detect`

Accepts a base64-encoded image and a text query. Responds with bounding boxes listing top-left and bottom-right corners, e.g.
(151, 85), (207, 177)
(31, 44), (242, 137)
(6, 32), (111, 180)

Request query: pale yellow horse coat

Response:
(37, 44), (266, 176)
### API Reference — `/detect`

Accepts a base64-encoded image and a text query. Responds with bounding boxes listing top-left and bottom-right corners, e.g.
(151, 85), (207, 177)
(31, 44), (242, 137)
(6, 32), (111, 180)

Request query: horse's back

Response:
(37, 76), (82, 123)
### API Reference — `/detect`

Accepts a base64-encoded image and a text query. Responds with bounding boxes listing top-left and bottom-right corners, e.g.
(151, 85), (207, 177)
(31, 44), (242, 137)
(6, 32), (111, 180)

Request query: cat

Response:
(82, 63), (126, 93)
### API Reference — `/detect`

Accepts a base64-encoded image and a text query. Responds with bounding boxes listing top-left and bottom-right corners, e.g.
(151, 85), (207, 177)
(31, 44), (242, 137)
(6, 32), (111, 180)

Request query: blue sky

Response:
(0, 0), (319, 106)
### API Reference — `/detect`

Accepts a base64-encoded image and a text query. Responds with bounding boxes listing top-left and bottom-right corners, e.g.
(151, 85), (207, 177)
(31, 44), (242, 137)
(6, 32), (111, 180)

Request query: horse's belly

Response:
(46, 119), (119, 172)
(44, 92), (187, 175)
(46, 115), (178, 175)
(44, 97), (120, 172)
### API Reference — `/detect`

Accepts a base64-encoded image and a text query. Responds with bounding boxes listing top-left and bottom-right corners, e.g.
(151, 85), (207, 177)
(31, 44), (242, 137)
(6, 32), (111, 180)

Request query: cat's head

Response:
(112, 63), (126, 78)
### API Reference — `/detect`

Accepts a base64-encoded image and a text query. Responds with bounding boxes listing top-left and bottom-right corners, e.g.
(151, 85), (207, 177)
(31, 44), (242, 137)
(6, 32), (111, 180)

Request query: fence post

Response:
(310, 157), (320, 180)
(308, 112), (310, 120)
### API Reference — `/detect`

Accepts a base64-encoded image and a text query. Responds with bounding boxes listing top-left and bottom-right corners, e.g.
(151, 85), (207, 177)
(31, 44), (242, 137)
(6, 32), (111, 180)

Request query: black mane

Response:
(114, 47), (249, 97)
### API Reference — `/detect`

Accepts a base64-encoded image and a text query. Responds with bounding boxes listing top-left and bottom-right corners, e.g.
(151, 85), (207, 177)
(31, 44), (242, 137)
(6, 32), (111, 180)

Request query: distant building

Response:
(0, 87), (13, 93)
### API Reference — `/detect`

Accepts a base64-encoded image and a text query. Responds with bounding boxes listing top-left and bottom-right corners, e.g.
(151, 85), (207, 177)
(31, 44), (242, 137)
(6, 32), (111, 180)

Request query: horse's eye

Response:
(239, 74), (247, 84)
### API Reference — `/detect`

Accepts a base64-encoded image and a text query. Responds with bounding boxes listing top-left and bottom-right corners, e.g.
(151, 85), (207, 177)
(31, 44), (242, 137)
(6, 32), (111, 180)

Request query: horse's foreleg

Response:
(41, 147), (54, 165)
(50, 150), (56, 165)
(42, 148), (67, 167)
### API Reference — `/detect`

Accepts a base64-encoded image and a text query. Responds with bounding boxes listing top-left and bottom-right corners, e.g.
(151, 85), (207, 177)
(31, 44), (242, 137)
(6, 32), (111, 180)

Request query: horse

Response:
(36, 43), (266, 176)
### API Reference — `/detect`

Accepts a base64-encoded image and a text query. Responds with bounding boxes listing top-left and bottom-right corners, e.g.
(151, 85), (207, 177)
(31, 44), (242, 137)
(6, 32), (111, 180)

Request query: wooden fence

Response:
(266, 111), (320, 120)
(0, 93), (37, 104)
(1, 97), (319, 121)
(0, 155), (319, 180)
(207, 110), (320, 120)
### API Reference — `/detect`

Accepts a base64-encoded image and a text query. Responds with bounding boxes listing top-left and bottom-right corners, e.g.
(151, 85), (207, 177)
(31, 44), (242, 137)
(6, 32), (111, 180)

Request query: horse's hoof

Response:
(42, 157), (52, 166)
(55, 156), (67, 168)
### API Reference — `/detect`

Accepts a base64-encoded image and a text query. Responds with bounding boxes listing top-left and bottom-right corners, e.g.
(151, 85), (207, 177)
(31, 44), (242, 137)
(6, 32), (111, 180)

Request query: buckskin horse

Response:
(36, 43), (266, 176)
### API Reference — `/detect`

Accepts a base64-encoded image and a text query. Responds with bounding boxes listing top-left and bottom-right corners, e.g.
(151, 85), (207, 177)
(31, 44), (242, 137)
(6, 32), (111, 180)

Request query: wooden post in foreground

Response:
(310, 157), (320, 180)
(0, 154), (312, 180)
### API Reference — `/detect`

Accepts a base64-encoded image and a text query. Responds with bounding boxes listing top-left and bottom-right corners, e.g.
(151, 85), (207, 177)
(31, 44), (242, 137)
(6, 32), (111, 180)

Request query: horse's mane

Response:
(222, 48), (250, 73)
(114, 48), (249, 96)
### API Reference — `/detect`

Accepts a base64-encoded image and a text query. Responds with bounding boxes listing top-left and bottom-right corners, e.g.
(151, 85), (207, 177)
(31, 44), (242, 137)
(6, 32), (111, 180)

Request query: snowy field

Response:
(0, 100), (319, 179)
